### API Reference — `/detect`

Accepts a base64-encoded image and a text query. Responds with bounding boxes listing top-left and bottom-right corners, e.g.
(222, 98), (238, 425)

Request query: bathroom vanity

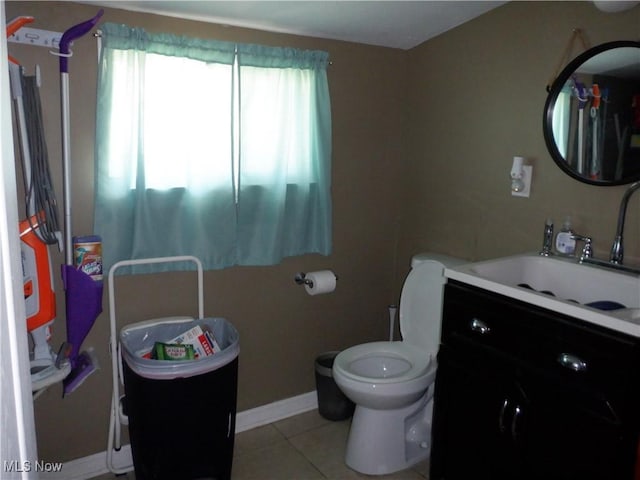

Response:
(429, 38), (640, 479)
(430, 255), (640, 480)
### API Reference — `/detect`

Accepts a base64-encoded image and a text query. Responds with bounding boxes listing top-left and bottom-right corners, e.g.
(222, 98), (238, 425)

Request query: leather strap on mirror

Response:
(546, 29), (590, 92)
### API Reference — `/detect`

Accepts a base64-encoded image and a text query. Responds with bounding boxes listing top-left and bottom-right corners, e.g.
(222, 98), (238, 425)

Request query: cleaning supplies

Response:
(152, 343), (196, 361)
(73, 235), (103, 281)
(138, 323), (221, 360)
(9, 17), (69, 392)
(555, 217), (576, 256)
(20, 215), (71, 391)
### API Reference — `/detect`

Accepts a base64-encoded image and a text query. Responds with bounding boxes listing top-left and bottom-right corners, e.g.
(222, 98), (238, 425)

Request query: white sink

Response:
(445, 253), (640, 337)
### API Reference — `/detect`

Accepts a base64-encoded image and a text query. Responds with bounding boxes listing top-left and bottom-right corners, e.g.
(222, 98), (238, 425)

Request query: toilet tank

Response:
(399, 253), (464, 353)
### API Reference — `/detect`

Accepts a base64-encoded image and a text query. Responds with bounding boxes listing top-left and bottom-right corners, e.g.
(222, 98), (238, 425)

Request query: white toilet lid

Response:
(399, 260), (448, 354)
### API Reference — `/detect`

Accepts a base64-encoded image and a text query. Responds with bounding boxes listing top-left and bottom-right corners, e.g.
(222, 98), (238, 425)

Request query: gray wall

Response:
(6, 0), (639, 463)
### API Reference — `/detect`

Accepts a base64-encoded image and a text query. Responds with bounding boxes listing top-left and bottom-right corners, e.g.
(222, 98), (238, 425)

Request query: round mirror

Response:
(543, 41), (640, 185)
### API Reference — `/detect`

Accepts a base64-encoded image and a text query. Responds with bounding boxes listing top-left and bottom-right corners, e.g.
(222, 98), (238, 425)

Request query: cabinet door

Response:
(430, 346), (523, 480)
(431, 349), (636, 480)
(438, 283), (640, 480)
(521, 372), (635, 480)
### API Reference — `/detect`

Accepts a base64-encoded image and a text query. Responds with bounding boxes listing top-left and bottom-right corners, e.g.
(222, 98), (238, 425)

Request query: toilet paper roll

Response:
(304, 270), (337, 296)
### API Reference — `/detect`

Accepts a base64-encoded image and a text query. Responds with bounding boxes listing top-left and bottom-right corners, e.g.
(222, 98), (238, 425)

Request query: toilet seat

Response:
(334, 341), (434, 384)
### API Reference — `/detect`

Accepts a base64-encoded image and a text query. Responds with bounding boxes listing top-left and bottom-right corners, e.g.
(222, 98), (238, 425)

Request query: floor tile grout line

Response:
(232, 423), (290, 460)
(286, 434), (330, 480)
(272, 415), (345, 479)
(271, 413), (334, 441)
(284, 435), (332, 480)
(283, 420), (350, 480)
(280, 419), (320, 476)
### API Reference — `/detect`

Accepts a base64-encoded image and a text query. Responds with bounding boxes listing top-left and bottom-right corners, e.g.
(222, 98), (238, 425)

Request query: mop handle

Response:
(58, 9), (104, 73)
(573, 77), (587, 175)
(58, 10), (103, 264)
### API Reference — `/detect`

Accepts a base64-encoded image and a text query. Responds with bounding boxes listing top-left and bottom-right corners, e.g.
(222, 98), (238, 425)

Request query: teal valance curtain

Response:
(94, 23), (332, 274)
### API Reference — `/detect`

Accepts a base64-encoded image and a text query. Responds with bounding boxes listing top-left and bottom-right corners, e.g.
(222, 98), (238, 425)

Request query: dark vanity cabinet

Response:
(430, 281), (640, 480)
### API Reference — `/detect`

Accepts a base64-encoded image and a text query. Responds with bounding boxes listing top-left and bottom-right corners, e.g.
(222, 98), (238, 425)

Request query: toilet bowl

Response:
(332, 253), (463, 475)
(333, 341), (435, 409)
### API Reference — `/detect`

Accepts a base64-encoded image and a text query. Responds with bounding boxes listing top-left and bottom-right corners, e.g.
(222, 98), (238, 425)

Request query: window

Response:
(105, 50), (234, 192)
(94, 24), (332, 273)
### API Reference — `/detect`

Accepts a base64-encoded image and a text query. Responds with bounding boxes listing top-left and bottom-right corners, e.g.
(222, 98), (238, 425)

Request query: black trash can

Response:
(120, 317), (239, 480)
(315, 351), (354, 421)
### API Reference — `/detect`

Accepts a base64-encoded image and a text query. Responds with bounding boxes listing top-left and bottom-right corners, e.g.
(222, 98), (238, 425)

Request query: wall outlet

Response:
(511, 165), (532, 198)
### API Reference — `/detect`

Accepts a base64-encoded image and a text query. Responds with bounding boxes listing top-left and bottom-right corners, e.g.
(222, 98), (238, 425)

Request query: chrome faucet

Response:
(571, 234), (593, 261)
(610, 181), (640, 265)
(540, 218), (553, 256)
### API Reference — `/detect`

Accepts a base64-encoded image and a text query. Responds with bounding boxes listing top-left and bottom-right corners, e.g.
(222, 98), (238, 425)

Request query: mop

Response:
(572, 77), (588, 175)
(56, 10), (105, 396)
(589, 84), (601, 180)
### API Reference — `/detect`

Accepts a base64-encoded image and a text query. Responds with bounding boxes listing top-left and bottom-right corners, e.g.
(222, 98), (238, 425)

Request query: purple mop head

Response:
(62, 265), (103, 362)
(62, 348), (98, 396)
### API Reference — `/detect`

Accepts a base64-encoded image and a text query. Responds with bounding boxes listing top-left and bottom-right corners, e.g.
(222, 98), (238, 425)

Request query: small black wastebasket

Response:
(120, 317), (239, 480)
(315, 351), (354, 421)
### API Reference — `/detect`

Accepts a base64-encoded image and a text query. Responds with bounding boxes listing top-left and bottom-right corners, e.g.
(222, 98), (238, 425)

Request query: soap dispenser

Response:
(555, 217), (576, 256)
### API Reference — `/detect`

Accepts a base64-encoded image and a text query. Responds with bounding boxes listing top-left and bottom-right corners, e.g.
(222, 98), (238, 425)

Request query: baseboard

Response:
(40, 391), (318, 480)
(235, 390), (318, 433)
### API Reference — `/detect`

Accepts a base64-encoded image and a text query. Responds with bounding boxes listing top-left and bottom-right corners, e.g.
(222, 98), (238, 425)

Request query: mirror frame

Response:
(543, 40), (640, 186)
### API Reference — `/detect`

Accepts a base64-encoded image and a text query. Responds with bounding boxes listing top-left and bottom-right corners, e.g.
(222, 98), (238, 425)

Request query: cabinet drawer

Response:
(443, 282), (562, 365)
(443, 282), (640, 409)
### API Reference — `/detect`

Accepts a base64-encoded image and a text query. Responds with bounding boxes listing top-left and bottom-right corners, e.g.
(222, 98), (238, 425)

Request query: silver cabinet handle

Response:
(557, 353), (588, 372)
(498, 398), (509, 433)
(499, 400), (523, 441)
(511, 405), (522, 441)
(470, 318), (491, 334)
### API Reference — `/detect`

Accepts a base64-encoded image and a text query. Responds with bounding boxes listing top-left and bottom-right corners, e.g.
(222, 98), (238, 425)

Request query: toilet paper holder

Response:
(294, 271), (338, 288)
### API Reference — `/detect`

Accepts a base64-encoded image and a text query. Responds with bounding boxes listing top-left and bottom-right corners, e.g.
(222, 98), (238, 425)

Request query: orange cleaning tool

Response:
(6, 16), (34, 65)
(20, 214), (56, 333)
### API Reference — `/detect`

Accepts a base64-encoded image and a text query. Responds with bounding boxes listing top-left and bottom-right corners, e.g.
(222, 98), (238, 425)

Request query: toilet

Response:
(332, 253), (463, 475)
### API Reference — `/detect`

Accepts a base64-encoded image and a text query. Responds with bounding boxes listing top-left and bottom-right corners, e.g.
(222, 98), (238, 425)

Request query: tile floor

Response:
(93, 409), (429, 479)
